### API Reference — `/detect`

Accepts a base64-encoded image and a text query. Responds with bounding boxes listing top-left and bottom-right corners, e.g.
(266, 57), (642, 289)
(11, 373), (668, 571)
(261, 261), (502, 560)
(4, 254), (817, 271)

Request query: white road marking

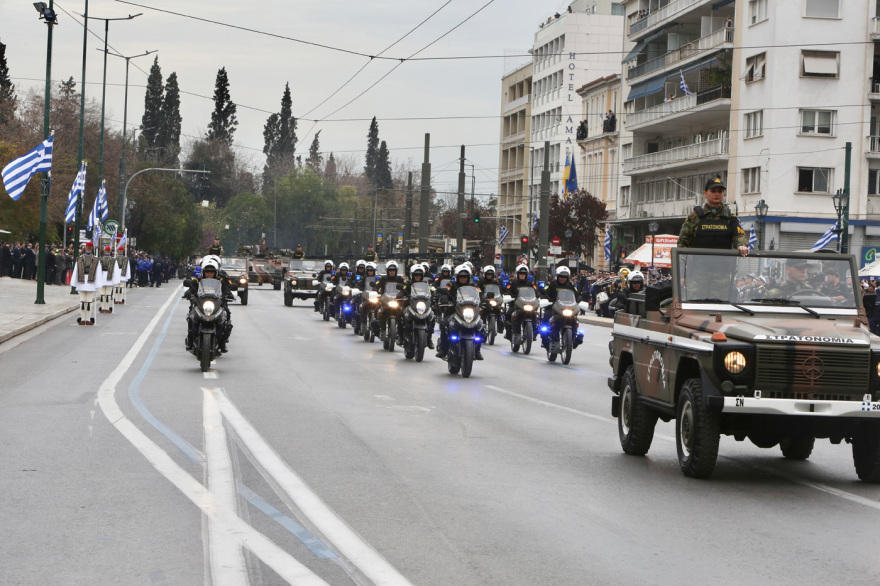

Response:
(484, 385), (613, 423)
(203, 371), (218, 379)
(96, 288), (328, 585)
(379, 406), (434, 413)
(203, 388), (248, 585)
(214, 389), (413, 586)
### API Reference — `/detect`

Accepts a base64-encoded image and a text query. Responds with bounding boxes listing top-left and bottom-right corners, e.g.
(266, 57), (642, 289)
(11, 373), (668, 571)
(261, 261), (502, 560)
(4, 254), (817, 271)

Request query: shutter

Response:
(778, 232), (826, 252)
(865, 236), (880, 248)
(803, 53), (838, 76)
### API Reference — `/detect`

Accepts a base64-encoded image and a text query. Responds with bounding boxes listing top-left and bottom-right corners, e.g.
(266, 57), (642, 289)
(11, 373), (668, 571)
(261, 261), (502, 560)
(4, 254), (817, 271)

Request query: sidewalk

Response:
(0, 278), (80, 344)
(579, 314), (613, 328)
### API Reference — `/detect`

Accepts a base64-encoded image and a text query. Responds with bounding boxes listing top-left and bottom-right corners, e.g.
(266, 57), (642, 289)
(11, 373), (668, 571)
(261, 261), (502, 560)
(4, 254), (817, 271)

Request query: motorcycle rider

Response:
(399, 263), (435, 349)
(610, 270), (645, 314)
(538, 266), (580, 349)
(478, 264), (503, 335)
(314, 259), (335, 312)
(330, 262), (351, 315)
(433, 264), (453, 288)
(350, 259), (367, 286)
(436, 264), (483, 361)
(504, 264), (537, 340)
(373, 260), (406, 339)
(184, 255), (234, 353)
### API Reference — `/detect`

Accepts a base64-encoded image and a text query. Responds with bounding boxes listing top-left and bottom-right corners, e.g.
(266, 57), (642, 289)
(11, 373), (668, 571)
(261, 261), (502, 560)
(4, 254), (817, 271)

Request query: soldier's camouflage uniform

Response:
(678, 203), (748, 301)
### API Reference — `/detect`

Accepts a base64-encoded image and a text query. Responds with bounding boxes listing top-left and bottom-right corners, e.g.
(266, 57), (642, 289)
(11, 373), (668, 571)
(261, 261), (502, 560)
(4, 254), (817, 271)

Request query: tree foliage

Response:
(0, 38), (16, 126)
(364, 117), (379, 185)
(375, 140), (393, 191)
(324, 152), (337, 183)
(140, 57), (163, 158)
(157, 71), (182, 166)
(263, 82), (296, 188)
(225, 192), (273, 247)
(533, 189), (608, 259)
(206, 67), (238, 147)
(126, 170), (202, 258)
(306, 130), (322, 173)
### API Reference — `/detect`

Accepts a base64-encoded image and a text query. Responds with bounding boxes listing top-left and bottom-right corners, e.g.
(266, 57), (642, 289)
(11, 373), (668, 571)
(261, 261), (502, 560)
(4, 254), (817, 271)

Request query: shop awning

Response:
(626, 75), (666, 101)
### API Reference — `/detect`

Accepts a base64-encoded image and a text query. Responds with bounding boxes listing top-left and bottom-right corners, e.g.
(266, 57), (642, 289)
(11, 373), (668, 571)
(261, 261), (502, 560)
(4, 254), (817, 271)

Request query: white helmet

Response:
(515, 264), (529, 275)
(365, 262), (377, 271)
(440, 264), (452, 273)
(356, 259), (366, 269)
(201, 256), (220, 273)
(627, 270), (645, 284)
(385, 260), (399, 271)
(324, 259), (334, 269)
(421, 262), (430, 273)
(455, 264), (472, 279)
(410, 264), (425, 276)
(338, 262), (350, 271)
(483, 265), (496, 275)
(203, 254), (221, 269)
(556, 266), (571, 278)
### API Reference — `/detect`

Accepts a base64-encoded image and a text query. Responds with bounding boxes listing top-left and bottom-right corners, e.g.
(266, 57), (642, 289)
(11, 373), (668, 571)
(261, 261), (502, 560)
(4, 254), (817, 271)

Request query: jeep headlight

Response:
(203, 300), (216, 315)
(562, 308), (574, 317)
(416, 301), (427, 314)
(463, 307), (475, 323)
(724, 351), (747, 374)
(239, 277), (246, 284)
(523, 303), (534, 312)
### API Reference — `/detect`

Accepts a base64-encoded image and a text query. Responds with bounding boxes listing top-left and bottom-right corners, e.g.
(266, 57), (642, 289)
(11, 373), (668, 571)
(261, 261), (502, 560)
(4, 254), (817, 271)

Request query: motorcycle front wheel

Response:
(322, 300), (330, 321)
(461, 339), (474, 378)
(415, 329), (426, 362)
(522, 321), (533, 355)
(199, 332), (213, 372)
(447, 345), (461, 375)
(387, 318), (396, 352)
(561, 328), (573, 365)
(488, 315), (496, 346)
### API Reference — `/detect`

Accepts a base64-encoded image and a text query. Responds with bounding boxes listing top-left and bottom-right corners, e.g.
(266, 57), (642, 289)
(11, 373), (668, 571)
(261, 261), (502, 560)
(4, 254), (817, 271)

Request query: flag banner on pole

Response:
(97, 179), (108, 223)
(566, 154), (578, 195)
(679, 70), (692, 96)
(1, 134), (54, 201)
(118, 231), (127, 248)
(748, 226), (758, 251)
(498, 224), (510, 247)
(810, 224), (838, 252)
(562, 153), (571, 196)
(65, 161), (87, 222)
(533, 214), (539, 229)
(604, 227), (612, 261)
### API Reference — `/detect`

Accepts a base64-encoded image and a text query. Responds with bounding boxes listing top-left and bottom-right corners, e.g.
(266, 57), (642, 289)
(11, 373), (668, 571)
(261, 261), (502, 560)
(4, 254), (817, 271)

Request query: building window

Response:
(745, 110), (764, 138)
(797, 167), (832, 193)
(800, 110), (835, 135)
(742, 167), (762, 194)
(749, 0), (768, 24)
(620, 185), (630, 206)
(802, 50), (839, 78)
(870, 170), (880, 196)
(745, 53), (766, 83)
(805, 0), (840, 18)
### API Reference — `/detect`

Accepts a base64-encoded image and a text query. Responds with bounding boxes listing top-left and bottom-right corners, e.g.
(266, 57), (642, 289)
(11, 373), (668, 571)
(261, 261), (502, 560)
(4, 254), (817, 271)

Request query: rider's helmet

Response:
(355, 259), (366, 271)
(324, 260), (334, 271)
(627, 270), (645, 285)
(202, 254), (221, 270)
(385, 260), (399, 274)
(410, 264), (425, 278)
(201, 256), (219, 277)
(365, 262), (377, 275)
(440, 264), (452, 276)
(515, 264), (529, 279)
(556, 266), (571, 280)
(455, 264), (472, 284)
(338, 262), (350, 272)
(482, 265), (496, 277)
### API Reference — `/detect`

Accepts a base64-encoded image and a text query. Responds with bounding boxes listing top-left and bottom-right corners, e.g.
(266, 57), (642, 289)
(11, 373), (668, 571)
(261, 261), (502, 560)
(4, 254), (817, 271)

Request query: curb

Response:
(578, 315), (613, 329)
(0, 303), (79, 345)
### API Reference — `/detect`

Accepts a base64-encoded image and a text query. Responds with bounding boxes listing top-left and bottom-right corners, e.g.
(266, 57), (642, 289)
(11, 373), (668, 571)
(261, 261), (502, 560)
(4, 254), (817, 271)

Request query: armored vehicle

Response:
(608, 249), (880, 481)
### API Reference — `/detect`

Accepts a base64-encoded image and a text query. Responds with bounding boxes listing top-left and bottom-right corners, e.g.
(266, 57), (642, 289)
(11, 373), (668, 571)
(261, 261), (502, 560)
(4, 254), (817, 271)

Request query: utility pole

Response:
(418, 133), (431, 255)
(404, 172), (413, 251)
(457, 145), (465, 254)
(71, 0), (88, 294)
(35, 1), (57, 305)
(842, 141), (852, 254)
(537, 142), (551, 281)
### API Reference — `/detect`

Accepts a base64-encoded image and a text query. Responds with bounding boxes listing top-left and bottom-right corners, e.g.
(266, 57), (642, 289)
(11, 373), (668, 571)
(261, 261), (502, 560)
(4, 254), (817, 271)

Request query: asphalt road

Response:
(2, 282), (880, 585)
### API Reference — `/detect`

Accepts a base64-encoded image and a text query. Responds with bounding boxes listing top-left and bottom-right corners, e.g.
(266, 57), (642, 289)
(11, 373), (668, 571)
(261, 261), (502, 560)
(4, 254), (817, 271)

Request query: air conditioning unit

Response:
(637, 210), (648, 218)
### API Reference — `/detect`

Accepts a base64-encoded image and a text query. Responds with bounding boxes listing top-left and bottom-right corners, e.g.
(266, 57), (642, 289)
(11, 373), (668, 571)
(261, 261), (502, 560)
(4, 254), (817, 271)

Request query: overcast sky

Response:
(1, 0), (576, 200)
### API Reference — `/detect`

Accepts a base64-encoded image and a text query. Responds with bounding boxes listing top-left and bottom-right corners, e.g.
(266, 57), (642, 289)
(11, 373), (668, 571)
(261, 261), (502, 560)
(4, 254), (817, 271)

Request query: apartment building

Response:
(497, 62), (533, 269)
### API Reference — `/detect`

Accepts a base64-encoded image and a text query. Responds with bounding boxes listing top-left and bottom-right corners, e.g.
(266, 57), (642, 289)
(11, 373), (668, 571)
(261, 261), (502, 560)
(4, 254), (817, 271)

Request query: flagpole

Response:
(72, 0), (88, 295)
(36, 3), (57, 305)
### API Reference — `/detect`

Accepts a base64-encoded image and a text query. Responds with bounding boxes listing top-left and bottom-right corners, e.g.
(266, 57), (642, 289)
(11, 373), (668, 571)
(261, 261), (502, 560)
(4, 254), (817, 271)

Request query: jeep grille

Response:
(755, 346), (869, 396)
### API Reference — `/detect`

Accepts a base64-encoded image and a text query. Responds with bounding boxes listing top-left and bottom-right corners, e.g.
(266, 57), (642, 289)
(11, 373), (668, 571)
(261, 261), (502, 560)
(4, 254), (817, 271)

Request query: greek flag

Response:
(498, 224), (510, 247)
(118, 231), (127, 249)
(1, 134), (54, 201)
(679, 70), (692, 96)
(87, 180), (108, 230)
(748, 226), (758, 250)
(810, 224), (838, 252)
(604, 227), (612, 261)
(533, 214), (539, 229)
(65, 161), (87, 222)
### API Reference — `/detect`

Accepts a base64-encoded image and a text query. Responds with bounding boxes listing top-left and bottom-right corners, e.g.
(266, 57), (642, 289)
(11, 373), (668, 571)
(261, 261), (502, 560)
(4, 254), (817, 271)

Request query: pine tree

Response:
(364, 117), (379, 185)
(206, 67), (238, 146)
(307, 131), (322, 173)
(325, 153), (337, 183)
(263, 82), (297, 187)
(140, 56), (163, 158)
(58, 76), (76, 99)
(0, 38), (17, 125)
(375, 140), (393, 191)
(157, 72), (182, 166)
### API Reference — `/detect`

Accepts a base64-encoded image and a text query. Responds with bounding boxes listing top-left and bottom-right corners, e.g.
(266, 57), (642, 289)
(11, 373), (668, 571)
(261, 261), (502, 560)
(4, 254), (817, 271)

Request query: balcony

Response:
(624, 137), (728, 173)
(625, 86), (731, 130)
(873, 17), (880, 38)
(868, 136), (880, 159)
(628, 0), (715, 38)
(870, 78), (880, 102)
(500, 167), (525, 181)
(627, 28), (732, 82)
(503, 94), (530, 115)
(502, 130), (527, 145)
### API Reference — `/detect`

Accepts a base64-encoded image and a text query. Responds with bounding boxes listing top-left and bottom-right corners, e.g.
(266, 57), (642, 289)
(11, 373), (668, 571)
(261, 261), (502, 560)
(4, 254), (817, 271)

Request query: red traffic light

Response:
(521, 236), (529, 244)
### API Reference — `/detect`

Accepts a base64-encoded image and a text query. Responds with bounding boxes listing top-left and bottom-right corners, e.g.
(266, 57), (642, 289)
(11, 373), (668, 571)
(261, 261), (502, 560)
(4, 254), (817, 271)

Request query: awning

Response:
(681, 57), (719, 75)
(622, 239), (677, 269)
(622, 26), (675, 63)
(626, 75), (666, 101)
(803, 53), (838, 76)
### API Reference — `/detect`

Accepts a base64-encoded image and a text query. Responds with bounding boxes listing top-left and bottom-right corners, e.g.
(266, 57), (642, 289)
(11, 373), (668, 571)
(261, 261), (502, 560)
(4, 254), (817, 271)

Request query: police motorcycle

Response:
(481, 278), (505, 346)
(503, 285), (539, 355)
(446, 271), (483, 378)
(400, 269), (434, 362)
(361, 271), (380, 342)
(538, 267), (590, 364)
(184, 256), (233, 372)
(314, 273), (335, 321)
(379, 281), (404, 352)
(331, 263), (356, 329)
(349, 261), (368, 335)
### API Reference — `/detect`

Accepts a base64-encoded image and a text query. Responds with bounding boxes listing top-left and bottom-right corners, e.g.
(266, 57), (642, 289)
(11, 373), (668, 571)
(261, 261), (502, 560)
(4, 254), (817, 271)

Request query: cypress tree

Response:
(325, 152), (337, 183)
(263, 82), (297, 187)
(157, 72), (182, 166)
(140, 56), (163, 158)
(206, 67), (238, 146)
(364, 117), (379, 185)
(58, 76), (77, 99)
(307, 131), (322, 172)
(0, 38), (17, 125)
(375, 140), (393, 191)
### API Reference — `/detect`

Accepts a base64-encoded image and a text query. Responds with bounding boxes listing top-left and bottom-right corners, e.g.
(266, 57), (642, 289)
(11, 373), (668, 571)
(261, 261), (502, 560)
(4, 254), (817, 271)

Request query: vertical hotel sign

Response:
(565, 51), (577, 146)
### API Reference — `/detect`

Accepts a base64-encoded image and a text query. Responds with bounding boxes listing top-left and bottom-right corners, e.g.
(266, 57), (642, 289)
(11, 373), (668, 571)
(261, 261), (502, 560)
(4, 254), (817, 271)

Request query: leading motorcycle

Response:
(504, 287), (539, 355)
(401, 281), (433, 362)
(447, 285), (483, 378)
(480, 283), (505, 346)
(186, 277), (229, 372)
(540, 289), (589, 364)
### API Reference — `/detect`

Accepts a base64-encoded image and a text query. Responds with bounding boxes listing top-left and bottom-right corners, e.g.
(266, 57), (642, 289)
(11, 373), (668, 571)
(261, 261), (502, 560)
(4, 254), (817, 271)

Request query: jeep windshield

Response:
(220, 258), (247, 270)
(676, 251), (858, 310)
(289, 260), (321, 272)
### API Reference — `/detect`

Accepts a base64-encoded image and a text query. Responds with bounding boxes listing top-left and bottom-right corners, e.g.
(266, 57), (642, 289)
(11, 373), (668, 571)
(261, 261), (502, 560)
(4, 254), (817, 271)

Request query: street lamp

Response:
(755, 199), (768, 251)
(648, 220), (659, 272)
(832, 188), (850, 254)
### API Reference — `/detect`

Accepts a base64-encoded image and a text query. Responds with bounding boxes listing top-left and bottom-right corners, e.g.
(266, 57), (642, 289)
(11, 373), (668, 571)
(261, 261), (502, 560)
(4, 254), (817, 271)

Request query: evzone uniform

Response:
(114, 248), (130, 304)
(98, 246), (116, 313)
(71, 242), (103, 325)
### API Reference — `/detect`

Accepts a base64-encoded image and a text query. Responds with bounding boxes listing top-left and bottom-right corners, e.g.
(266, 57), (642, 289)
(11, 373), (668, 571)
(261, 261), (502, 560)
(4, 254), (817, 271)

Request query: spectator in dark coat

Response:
(11, 243), (22, 278)
(23, 244), (36, 280)
(45, 248), (56, 284)
(0, 242), (11, 277)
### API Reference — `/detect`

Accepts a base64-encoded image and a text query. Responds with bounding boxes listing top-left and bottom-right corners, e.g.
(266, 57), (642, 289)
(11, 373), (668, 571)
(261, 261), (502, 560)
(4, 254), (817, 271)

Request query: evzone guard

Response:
(98, 245), (116, 313)
(71, 241), (102, 325)
(114, 245), (129, 304)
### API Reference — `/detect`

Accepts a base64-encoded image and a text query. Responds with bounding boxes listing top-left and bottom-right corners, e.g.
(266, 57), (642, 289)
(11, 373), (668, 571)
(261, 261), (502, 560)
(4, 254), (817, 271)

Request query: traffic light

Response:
(66, 225), (73, 237)
(520, 235), (529, 252)
(474, 211), (480, 223)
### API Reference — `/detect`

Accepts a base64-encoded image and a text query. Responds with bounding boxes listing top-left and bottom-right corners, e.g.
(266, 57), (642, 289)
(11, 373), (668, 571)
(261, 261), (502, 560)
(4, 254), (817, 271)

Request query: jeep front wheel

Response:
(852, 426), (880, 483)
(779, 436), (815, 460)
(618, 365), (658, 456)
(676, 378), (720, 479)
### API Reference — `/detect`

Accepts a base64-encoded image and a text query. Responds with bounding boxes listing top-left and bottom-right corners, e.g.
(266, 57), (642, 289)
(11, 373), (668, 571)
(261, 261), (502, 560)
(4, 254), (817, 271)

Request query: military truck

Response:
(237, 243), (287, 289)
(608, 248), (880, 481)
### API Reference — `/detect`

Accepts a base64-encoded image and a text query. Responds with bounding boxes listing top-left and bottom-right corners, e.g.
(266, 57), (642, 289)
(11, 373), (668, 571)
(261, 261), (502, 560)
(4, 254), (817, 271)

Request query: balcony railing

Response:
(873, 17), (880, 35)
(624, 138), (729, 173)
(628, 0), (713, 37)
(625, 86), (730, 127)
(870, 77), (880, 95)
(869, 136), (880, 154)
(627, 27), (732, 82)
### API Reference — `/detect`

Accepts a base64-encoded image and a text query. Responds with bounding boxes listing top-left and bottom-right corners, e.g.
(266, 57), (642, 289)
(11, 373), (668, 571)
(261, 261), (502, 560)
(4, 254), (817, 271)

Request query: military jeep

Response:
(608, 249), (880, 481)
(220, 256), (249, 305)
(283, 259), (323, 306)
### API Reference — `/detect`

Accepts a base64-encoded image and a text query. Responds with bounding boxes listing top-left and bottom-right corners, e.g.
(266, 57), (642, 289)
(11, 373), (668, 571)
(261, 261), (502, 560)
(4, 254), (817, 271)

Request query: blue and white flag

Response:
(748, 226), (758, 251)
(1, 134), (54, 201)
(118, 231), (127, 248)
(604, 227), (613, 261)
(533, 214), (539, 229)
(87, 181), (108, 231)
(810, 224), (838, 252)
(498, 224), (510, 247)
(65, 161), (87, 223)
(679, 70), (692, 96)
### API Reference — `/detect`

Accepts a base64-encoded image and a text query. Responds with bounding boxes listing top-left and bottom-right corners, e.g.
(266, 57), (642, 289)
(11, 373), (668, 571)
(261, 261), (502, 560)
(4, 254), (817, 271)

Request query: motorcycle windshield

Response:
(555, 289), (578, 307)
(321, 274), (333, 282)
(456, 286), (480, 306)
(439, 278), (452, 289)
(198, 278), (222, 298)
(363, 276), (377, 290)
(410, 282), (431, 299)
(483, 284), (502, 299)
(382, 282), (401, 299)
(517, 288), (538, 302)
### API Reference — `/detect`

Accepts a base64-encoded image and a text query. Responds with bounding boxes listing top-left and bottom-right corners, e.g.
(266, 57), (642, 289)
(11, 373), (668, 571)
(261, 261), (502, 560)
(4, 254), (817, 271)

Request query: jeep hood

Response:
(677, 314), (873, 345)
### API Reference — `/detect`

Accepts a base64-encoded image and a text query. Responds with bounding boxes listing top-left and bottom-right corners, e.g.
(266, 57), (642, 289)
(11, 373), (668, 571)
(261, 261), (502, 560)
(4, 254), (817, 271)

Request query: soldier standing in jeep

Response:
(677, 177), (749, 255)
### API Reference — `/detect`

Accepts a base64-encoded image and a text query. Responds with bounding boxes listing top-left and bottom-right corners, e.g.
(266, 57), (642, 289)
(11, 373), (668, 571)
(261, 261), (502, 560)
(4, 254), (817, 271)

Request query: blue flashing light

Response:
(538, 281), (546, 288)
(451, 335), (459, 341)
(474, 336), (481, 342)
(343, 306), (351, 312)
(577, 331), (584, 337)
(540, 326), (549, 333)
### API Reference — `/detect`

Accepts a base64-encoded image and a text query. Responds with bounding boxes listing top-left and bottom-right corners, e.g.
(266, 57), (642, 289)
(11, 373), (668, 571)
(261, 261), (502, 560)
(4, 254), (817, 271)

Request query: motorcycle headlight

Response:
(489, 300), (497, 307)
(416, 301), (427, 314)
(343, 290), (351, 296)
(523, 304), (534, 312)
(388, 300), (399, 308)
(203, 300), (216, 315)
(562, 308), (574, 317)
(724, 351), (747, 374)
(463, 307), (475, 322)
(371, 298), (379, 304)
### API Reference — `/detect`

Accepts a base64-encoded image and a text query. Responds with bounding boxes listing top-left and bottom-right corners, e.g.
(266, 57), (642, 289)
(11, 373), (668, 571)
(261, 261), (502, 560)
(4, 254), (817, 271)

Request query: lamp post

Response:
(648, 220), (659, 272)
(832, 188), (850, 254)
(33, 1), (57, 305)
(755, 199), (768, 251)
